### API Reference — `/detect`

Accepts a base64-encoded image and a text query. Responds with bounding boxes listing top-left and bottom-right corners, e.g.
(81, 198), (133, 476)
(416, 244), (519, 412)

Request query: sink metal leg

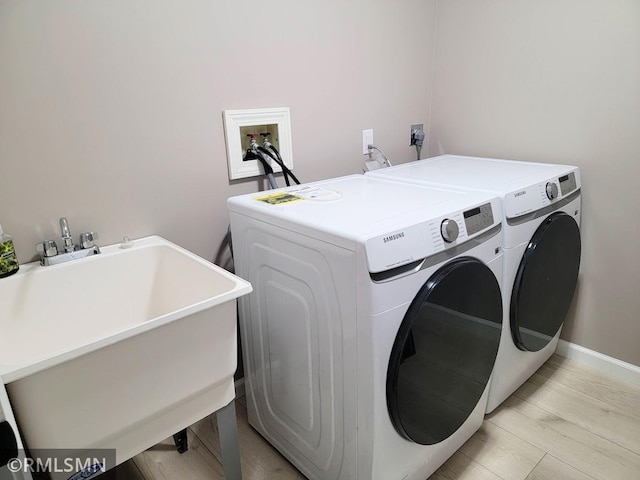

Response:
(217, 400), (242, 480)
(173, 428), (188, 454)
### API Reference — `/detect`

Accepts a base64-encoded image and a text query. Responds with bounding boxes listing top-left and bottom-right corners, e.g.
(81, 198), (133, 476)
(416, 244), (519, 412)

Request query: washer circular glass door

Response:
(510, 212), (581, 352)
(386, 257), (502, 445)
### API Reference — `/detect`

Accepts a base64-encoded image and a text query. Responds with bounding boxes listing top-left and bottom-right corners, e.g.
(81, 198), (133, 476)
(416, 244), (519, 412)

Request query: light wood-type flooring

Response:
(102, 354), (640, 480)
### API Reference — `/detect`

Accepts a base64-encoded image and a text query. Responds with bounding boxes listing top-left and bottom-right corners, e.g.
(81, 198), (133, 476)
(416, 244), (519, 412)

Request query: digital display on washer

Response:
(559, 172), (577, 196)
(464, 203), (494, 235)
(463, 207), (481, 218)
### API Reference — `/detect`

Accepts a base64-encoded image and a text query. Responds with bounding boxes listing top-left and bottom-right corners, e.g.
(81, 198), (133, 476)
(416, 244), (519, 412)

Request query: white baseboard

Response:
(556, 340), (640, 387)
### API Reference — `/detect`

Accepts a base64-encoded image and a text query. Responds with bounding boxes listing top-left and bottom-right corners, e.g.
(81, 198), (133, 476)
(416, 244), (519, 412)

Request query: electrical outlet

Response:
(410, 124), (424, 145)
(362, 129), (374, 154)
(223, 107), (293, 180)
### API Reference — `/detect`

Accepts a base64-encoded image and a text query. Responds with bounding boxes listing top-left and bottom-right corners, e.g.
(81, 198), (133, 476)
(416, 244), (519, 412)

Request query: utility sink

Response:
(0, 236), (251, 469)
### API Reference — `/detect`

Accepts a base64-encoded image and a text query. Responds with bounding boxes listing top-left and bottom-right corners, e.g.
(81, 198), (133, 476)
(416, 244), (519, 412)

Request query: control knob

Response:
(440, 219), (459, 243)
(546, 182), (559, 200)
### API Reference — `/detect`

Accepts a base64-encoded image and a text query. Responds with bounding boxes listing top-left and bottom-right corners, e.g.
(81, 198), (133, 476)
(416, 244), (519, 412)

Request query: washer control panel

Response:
(440, 219), (459, 243)
(545, 182), (559, 200)
(463, 202), (495, 236)
(364, 197), (502, 273)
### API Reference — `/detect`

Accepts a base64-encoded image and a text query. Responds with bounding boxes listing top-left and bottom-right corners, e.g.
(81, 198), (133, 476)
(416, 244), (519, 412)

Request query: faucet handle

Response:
(79, 232), (99, 249)
(36, 240), (58, 258)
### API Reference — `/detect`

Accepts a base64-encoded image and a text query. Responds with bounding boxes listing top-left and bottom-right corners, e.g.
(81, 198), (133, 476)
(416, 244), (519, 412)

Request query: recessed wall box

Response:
(223, 107), (293, 181)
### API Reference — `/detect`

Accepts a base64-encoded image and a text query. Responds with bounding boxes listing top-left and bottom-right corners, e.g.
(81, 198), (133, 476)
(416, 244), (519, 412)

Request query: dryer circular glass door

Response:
(510, 212), (581, 352)
(386, 257), (502, 445)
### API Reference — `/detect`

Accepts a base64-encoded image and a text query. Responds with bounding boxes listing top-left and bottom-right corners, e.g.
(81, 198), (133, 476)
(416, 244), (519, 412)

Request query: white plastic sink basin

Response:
(0, 235), (252, 466)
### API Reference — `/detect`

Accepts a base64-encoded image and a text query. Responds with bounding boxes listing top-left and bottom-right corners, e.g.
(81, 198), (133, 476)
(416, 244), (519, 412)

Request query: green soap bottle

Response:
(0, 224), (19, 278)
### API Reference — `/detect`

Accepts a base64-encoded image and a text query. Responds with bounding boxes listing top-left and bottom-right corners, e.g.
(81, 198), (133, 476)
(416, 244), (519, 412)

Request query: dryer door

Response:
(510, 212), (581, 352)
(386, 257), (502, 445)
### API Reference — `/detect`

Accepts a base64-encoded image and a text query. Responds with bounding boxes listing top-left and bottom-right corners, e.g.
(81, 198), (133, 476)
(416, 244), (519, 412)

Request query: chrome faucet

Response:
(36, 217), (101, 266)
(60, 217), (75, 253)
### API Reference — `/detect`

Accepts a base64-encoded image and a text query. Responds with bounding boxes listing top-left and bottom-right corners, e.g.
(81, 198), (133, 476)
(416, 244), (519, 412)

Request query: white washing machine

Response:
(228, 175), (504, 479)
(367, 155), (582, 413)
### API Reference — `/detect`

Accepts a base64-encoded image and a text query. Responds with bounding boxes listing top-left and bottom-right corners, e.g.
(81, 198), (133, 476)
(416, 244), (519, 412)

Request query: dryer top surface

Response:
(369, 154), (579, 194)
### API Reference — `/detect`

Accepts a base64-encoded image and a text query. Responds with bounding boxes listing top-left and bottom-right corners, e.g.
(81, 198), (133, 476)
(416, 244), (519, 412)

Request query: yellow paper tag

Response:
(255, 192), (303, 205)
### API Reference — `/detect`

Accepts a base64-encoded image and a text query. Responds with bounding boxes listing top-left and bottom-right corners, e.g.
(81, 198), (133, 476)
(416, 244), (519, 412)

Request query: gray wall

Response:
(0, 0), (436, 269)
(428, 0), (640, 366)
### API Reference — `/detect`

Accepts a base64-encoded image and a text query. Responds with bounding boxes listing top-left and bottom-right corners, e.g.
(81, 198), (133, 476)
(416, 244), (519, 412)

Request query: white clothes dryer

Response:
(367, 155), (582, 413)
(228, 175), (504, 480)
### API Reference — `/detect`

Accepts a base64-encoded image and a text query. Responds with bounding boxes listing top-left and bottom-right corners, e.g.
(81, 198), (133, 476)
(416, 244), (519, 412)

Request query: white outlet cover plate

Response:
(223, 107), (293, 180)
(362, 129), (374, 154)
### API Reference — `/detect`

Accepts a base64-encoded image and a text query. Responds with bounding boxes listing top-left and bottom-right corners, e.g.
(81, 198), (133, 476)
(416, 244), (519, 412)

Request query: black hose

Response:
(257, 147), (293, 186)
(265, 145), (301, 185)
(244, 149), (278, 189)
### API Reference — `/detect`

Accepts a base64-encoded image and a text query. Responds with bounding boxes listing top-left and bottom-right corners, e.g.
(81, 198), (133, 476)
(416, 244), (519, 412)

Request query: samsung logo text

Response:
(383, 233), (405, 243)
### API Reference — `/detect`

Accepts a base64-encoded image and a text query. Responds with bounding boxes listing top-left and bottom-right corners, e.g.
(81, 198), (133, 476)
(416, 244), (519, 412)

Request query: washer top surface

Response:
(228, 175), (502, 271)
(228, 174), (495, 238)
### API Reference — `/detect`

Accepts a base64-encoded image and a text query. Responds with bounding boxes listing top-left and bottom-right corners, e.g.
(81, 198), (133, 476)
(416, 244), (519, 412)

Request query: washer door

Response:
(510, 212), (581, 352)
(386, 257), (502, 445)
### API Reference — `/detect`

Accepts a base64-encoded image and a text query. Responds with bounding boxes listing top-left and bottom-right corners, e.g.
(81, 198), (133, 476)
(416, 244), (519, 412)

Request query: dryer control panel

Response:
(503, 167), (581, 219)
(365, 199), (501, 273)
(559, 172), (578, 196)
